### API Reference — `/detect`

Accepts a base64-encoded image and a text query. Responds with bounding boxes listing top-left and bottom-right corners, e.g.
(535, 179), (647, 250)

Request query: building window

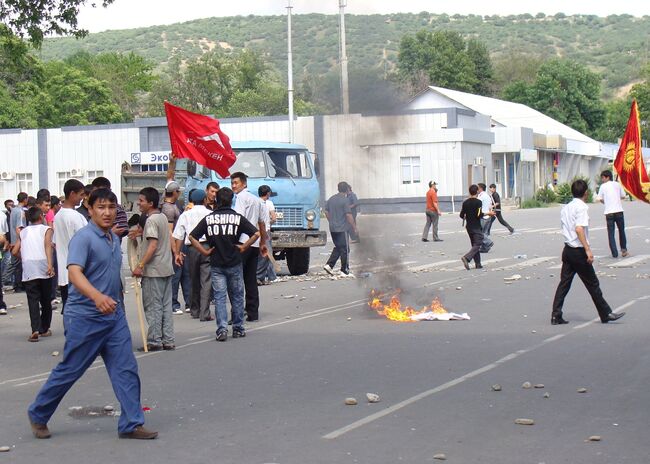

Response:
(400, 156), (421, 185)
(141, 164), (168, 172)
(16, 173), (32, 194)
(57, 172), (72, 197)
(87, 170), (104, 181)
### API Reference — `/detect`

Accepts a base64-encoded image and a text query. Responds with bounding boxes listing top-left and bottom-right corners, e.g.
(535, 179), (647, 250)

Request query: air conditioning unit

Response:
(70, 168), (85, 178)
(474, 157), (484, 166)
(0, 171), (14, 180)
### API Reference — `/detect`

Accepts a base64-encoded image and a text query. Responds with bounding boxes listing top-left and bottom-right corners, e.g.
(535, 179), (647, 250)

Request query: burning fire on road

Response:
(369, 290), (470, 322)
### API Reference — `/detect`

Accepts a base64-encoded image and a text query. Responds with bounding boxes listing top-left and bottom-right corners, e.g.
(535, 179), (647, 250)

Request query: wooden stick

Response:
(268, 253), (282, 273)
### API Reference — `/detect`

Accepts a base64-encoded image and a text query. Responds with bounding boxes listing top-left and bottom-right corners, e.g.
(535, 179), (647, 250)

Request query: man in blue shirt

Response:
(27, 188), (157, 440)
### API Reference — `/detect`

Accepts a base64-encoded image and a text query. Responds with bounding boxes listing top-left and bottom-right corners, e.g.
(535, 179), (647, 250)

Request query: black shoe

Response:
(421, 238), (429, 242)
(227, 319), (232, 325)
(246, 316), (259, 322)
(461, 257), (470, 270)
(216, 329), (228, 342)
(434, 239), (443, 242)
(551, 316), (569, 325)
(602, 312), (625, 323)
(137, 344), (162, 352)
(162, 344), (176, 351)
(232, 329), (246, 339)
(475, 265), (483, 269)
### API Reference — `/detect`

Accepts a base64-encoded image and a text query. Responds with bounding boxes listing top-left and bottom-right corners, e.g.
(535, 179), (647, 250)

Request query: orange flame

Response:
(369, 290), (448, 322)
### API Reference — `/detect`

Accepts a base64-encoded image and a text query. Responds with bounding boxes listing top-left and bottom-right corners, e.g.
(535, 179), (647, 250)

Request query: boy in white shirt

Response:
(596, 170), (628, 258)
(12, 207), (55, 341)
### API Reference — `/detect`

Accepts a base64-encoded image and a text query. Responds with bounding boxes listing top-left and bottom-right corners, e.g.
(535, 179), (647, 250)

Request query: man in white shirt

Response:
(477, 183), (495, 252)
(54, 180), (88, 314)
(172, 189), (213, 321)
(256, 185), (277, 284)
(231, 172), (267, 322)
(596, 169), (628, 258)
(551, 179), (625, 326)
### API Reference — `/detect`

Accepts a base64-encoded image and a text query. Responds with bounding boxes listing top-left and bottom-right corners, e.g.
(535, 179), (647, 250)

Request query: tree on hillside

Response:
(146, 50), (315, 118)
(65, 51), (156, 119)
(502, 59), (605, 137)
(0, 0), (114, 46)
(492, 52), (544, 96)
(625, 64), (650, 140)
(397, 30), (490, 95)
(592, 98), (634, 143)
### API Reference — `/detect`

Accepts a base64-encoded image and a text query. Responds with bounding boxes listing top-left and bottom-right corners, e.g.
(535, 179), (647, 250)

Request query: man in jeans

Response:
(422, 181), (442, 242)
(189, 188), (260, 342)
(323, 181), (358, 277)
(132, 187), (175, 351)
(596, 170), (628, 258)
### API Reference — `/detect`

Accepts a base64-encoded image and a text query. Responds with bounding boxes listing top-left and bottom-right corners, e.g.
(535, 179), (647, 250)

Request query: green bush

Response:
(555, 182), (572, 204)
(556, 176), (594, 204)
(535, 186), (557, 203)
(521, 198), (545, 209)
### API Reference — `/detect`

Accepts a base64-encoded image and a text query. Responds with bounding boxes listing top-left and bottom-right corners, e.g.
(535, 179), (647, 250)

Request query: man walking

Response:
(323, 182), (358, 277)
(27, 188), (157, 440)
(551, 179), (625, 325)
(132, 187), (175, 351)
(596, 170), (628, 258)
(459, 185), (484, 270)
(477, 183), (494, 252)
(422, 181), (442, 242)
(231, 172), (267, 322)
(487, 184), (514, 234)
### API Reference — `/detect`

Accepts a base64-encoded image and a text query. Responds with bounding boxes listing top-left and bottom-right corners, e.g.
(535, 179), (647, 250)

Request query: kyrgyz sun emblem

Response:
(623, 141), (637, 172)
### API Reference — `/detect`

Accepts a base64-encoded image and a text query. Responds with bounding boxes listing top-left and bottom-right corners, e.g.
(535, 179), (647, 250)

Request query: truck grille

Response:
(275, 207), (303, 227)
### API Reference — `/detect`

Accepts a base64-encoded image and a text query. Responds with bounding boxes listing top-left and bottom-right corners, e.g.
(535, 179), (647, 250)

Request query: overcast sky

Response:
(78, 0), (650, 32)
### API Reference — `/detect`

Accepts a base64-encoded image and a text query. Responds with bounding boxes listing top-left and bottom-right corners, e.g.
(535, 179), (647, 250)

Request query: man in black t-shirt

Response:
(459, 184), (484, 270)
(189, 188), (259, 342)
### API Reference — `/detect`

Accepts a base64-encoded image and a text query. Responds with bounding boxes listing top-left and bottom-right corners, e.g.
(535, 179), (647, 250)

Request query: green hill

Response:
(37, 12), (650, 98)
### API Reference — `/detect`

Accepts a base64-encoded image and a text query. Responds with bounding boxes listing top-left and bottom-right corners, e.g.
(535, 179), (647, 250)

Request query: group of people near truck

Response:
(0, 166), (279, 440)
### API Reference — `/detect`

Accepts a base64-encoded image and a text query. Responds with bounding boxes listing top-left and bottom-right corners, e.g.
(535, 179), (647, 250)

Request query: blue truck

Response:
(181, 141), (327, 275)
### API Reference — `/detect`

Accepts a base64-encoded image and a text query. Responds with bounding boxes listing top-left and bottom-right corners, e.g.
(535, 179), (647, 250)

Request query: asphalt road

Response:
(1, 201), (650, 463)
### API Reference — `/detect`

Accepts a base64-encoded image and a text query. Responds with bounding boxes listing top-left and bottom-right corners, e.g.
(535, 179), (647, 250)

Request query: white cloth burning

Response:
(410, 311), (470, 321)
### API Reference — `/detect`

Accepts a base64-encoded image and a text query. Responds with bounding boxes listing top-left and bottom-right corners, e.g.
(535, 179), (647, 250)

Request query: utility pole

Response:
(287, 0), (295, 142)
(338, 0), (350, 114)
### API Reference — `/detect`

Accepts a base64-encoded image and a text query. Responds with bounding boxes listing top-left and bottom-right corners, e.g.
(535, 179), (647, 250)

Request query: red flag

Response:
(164, 101), (236, 178)
(613, 100), (650, 203)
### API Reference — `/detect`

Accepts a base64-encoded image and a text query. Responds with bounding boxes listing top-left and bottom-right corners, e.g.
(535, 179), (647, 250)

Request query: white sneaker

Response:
(184, 308), (191, 313)
(173, 309), (184, 315)
(0, 308), (6, 315)
(340, 272), (355, 279)
(323, 264), (335, 275)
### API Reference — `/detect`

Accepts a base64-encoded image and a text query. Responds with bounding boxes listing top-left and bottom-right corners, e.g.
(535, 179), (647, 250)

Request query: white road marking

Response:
(608, 255), (650, 268)
(447, 257), (510, 271)
(496, 256), (554, 271)
(322, 299), (641, 440)
(409, 260), (459, 272)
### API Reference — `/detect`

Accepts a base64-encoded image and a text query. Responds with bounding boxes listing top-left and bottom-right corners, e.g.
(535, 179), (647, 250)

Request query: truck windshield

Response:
(230, 150), (266, 178)
(266, 150), (312, 179)
(226, 150), (313, 179)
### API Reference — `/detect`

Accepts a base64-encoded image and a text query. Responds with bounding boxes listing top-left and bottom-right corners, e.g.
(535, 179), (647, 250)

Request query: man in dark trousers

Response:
(487, 184), (514, 234)
(459, 185), (484, 270)
(231, 172), (267, 322)
(324, 182), (358, 277)
(27, 188), (157, 440)
(550, 179), (625, 325)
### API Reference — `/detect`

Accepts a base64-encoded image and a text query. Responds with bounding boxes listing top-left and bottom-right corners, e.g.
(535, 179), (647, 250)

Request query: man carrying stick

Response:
(27, 188), (157, 440)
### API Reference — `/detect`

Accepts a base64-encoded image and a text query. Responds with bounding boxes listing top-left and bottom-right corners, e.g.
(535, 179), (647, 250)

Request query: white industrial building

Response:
(0, 86), (609, 213)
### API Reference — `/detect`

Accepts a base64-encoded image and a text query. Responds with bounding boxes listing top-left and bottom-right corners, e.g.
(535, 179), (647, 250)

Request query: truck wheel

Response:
(286, 248), (310, 275)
